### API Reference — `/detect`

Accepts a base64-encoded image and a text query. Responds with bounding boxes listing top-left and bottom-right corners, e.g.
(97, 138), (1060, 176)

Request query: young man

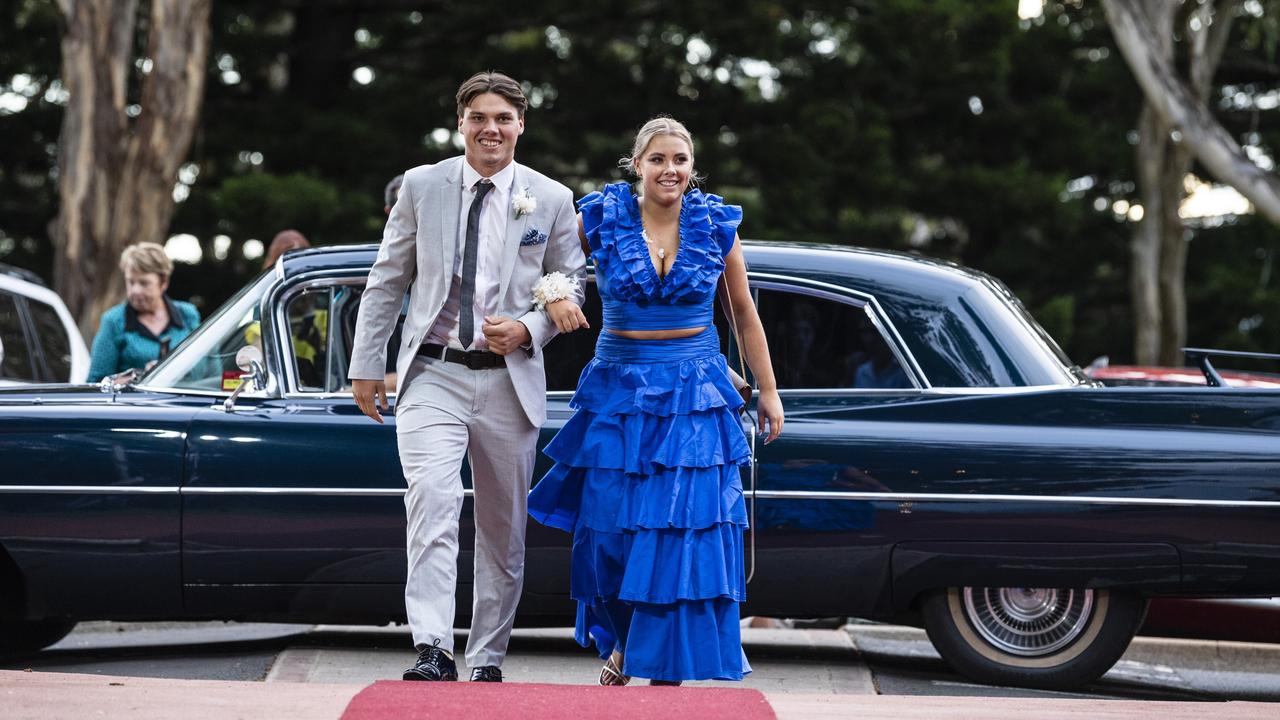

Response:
(348, 72), (586, 682)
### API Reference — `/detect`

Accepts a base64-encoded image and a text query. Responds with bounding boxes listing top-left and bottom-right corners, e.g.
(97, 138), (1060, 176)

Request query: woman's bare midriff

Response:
(606, 326), (708, 340)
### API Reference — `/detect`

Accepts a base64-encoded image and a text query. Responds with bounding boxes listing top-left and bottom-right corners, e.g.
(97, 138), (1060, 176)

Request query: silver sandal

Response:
(598, 650), (631, 686)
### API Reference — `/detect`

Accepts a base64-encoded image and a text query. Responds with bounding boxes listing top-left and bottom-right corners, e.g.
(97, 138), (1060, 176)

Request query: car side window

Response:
(0, 291), (34, 381)
(755, 288), (911, 390)
(288, 283), (405, 395)
(285, 288), (331, 392)
(27, 299), (72, 382)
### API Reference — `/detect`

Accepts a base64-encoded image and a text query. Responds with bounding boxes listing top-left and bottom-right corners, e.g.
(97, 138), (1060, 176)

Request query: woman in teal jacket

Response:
(88, 242), (200, 382)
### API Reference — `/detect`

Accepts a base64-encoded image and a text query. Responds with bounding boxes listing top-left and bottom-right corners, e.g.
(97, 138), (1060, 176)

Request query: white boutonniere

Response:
(512, 187), (537, 218)
(532, 271), (580, 310)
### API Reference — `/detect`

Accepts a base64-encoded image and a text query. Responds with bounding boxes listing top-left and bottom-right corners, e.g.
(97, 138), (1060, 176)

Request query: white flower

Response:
(531, 271), (580, 311)
(512, 187), (537, 218)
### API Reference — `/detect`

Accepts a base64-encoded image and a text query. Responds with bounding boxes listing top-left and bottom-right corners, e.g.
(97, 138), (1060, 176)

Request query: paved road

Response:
(6, 620), (1279, 702)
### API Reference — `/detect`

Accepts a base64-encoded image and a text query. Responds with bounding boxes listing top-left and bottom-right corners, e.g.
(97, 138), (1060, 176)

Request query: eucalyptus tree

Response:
(50, 0), (211, 335)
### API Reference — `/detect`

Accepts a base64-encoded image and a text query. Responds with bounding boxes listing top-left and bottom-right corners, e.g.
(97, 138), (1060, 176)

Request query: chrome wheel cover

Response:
(961, 587), (1095, 657)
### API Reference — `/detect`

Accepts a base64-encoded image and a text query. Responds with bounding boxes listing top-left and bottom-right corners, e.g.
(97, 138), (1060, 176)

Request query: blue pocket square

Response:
(520, 228), (549, 246)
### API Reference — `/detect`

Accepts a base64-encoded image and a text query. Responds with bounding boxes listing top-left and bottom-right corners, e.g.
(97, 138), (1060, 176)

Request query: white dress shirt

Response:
(425, 160), (515, 351)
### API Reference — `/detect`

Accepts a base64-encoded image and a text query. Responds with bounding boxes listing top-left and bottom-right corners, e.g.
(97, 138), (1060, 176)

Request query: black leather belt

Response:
(417, 343), (506, 369)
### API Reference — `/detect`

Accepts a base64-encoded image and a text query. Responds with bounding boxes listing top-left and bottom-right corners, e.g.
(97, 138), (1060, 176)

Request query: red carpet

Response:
(339, 681), (776, 720)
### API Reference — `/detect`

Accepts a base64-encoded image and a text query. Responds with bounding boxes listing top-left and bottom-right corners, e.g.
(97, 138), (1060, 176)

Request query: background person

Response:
(384, 174), (404, 215)
(262, 229), (311, 270)
(88, 242), (200, 382)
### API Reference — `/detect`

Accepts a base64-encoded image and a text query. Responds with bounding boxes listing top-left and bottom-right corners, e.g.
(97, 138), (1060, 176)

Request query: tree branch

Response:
(1102, 0), (1280, 225)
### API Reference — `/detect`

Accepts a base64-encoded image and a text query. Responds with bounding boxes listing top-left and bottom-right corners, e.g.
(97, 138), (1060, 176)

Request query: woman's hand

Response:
(756, 389), (784, 444)
(547, 299), (590, 333)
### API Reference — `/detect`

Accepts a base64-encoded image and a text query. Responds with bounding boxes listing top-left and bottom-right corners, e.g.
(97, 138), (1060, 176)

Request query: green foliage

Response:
(215, 172), (359, 242)
(0, 0), (63, 274)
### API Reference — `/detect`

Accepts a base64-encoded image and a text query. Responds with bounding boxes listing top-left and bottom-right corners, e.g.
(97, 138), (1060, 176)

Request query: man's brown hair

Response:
(456, 71), (527, 118)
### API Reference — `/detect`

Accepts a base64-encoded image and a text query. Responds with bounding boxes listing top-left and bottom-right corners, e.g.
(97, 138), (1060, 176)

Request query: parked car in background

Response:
(2, 243), (1278, 691)
(1087, 361), (1280, 389)
(0, 264), (89, 385)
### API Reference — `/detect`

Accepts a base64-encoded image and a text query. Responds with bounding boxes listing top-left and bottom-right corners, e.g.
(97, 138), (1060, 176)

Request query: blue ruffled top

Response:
(578, 182), (743, 331)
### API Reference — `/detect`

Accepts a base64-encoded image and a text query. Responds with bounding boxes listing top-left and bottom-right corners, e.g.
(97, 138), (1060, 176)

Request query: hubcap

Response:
(961, 587), (1094, 657)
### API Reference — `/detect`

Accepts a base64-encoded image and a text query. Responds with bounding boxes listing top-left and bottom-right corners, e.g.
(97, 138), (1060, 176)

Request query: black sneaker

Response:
(402, 640), (458, 681)
(469, 666), (503, 682)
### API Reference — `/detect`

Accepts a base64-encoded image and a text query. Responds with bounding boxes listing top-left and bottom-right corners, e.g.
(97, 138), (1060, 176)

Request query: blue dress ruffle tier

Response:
(528, 183), (751, 682)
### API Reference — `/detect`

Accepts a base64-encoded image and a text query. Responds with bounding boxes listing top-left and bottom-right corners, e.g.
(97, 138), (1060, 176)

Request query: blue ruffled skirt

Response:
(528, 326), (752, 681)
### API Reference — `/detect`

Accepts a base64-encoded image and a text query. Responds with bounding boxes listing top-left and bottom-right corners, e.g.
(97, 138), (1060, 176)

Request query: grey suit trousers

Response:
(395, 354), (538, 668)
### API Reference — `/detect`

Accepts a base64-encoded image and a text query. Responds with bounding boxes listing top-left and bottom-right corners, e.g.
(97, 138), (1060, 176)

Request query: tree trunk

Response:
(1153, 0), (1239, 366)
(51, 0), (212, 337)
(1133, 103), (1166, 365)
(1111, 0), (1239, 365)
(1157, 142), (1190, 367)
(1128, 0), (1175, 365)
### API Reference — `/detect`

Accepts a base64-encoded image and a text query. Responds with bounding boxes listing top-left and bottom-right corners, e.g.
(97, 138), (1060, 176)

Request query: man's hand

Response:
(483, 316), (532, 355)
(353, 378), (389, 424)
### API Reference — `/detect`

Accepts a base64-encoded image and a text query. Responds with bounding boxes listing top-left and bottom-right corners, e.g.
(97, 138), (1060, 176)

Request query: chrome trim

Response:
(752, 490), (1280, 508)
(178, 486), (471, 497)
(917, 385), (1070, 395)
(127, 386), (238, 398)
(0, 485), (180, 495)
(9, 484), (1269, 508)
(767, 385), (1068, 398)
(281, 391), (400, 400)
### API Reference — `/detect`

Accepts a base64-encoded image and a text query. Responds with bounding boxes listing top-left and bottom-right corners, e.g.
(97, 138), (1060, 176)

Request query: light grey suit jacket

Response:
(348, 156), (586, 427)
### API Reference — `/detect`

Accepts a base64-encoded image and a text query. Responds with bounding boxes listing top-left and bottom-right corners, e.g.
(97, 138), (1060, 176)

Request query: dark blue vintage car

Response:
(2, 242), (1278, 690)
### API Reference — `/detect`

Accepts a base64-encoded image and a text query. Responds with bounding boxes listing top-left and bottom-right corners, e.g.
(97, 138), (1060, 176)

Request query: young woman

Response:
(528, 117), (783, 685)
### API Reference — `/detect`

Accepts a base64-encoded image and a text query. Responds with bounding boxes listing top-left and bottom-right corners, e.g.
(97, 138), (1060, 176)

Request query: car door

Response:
(180, 276), (408, 619)
(743, 279), (926, 619)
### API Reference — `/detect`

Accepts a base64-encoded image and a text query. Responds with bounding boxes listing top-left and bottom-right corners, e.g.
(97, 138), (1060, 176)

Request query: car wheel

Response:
(0, 619), (78, 657)
(921, 586), (1146, 689)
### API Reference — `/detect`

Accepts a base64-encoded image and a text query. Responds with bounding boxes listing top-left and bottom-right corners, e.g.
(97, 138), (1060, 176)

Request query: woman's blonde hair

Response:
(119, 242), (172, 279)
(618, 116), (705, 186)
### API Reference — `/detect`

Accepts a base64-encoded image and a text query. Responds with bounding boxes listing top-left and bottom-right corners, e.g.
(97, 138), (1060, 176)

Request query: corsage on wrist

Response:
(532, 271), (580, 311)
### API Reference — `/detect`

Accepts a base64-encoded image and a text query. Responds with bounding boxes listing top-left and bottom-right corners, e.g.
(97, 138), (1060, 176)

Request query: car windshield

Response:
(139, 271), (276, 392)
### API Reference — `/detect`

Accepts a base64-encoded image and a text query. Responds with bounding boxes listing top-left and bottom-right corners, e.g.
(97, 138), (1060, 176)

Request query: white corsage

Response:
(512, 187), (537, 218)
(532, 271), (580, 311)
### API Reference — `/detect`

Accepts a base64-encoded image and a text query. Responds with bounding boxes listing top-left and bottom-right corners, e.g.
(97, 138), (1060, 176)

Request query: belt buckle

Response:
(463, 350), (487, 370)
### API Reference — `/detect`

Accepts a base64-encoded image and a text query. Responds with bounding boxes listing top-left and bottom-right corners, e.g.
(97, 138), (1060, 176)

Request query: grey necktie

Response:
(458, 178), (495, 349)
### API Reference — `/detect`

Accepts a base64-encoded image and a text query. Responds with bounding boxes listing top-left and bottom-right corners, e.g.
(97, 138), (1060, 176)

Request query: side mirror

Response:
(236, 345), (267, 390)
(223, 345), (268, 412)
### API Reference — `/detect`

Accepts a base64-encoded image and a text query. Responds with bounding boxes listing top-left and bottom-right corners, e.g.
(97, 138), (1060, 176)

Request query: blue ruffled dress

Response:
(527, 182), (751, 682)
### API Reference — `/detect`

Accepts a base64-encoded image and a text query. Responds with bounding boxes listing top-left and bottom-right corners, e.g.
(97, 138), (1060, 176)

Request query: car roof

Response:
(0, 270), (65, 308)
(0, 263), (47, 287)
